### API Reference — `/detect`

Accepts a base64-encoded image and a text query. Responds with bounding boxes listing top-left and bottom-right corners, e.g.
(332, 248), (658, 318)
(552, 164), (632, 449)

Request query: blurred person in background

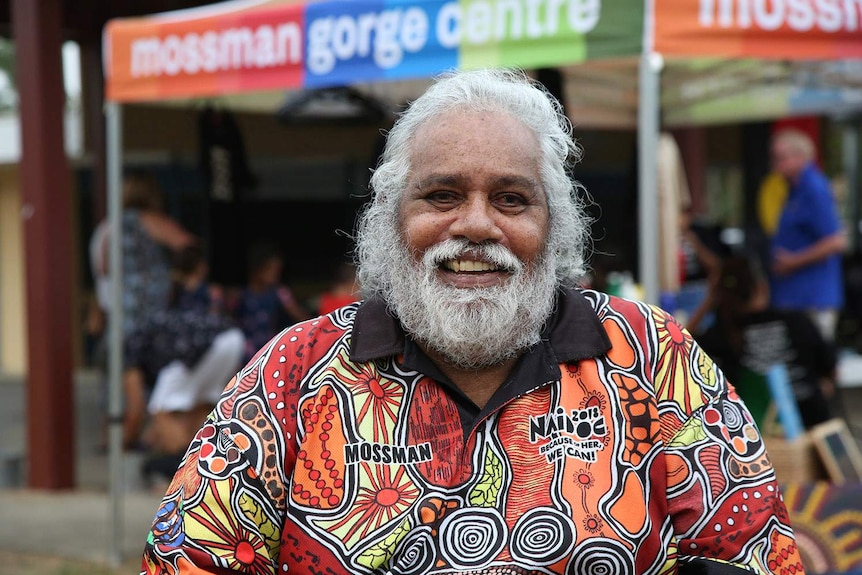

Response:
(89, 173), (196, 354)
(698, 254), (836, 429)
(170, 244), (225, 315)
(119, 172), (197, 339)
(316, 261), (360, 315)
(234, 242), (311, 361)
(88, 172), (196, 447)
(123, 245), (244, 479)
(769, 128), (846, 341)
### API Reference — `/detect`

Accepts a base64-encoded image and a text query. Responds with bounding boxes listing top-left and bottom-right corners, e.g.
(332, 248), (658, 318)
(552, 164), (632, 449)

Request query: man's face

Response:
(399, 108), (550, 282)
(379, 108), (557, 369)
(771, 140), (806, 181)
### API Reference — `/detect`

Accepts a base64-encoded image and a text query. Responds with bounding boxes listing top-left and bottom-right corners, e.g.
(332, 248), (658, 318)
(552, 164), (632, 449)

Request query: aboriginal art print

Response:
(143, 290), (801, 575)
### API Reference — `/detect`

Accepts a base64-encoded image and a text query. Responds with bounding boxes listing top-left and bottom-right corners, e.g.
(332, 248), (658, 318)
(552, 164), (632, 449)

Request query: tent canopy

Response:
(104, 0), (643, 103)
(104, 0), (862, 128)
(655, 0), (862, 61)
(655, 0), (862, 126)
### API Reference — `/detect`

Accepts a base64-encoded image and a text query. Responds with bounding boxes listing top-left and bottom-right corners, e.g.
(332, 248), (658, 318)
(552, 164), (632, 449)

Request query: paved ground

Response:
(0, 490), (161, 567)
(0, 550), (141, 575)
(0, 371), (163, 570)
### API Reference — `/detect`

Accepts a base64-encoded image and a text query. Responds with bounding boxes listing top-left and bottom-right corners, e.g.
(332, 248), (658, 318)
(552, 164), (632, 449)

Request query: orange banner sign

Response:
(105, 2), (305, 102)
(655, 0), (862, 59)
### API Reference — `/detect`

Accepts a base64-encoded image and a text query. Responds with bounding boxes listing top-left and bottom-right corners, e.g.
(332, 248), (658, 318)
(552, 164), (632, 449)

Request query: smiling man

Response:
(143, 70), (802, 575)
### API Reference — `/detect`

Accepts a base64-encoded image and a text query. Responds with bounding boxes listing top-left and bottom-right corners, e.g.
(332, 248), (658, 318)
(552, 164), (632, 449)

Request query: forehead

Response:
(408, 108), (543, 178)
(772, 137), (799, 155)
(414, 106), (536, 142)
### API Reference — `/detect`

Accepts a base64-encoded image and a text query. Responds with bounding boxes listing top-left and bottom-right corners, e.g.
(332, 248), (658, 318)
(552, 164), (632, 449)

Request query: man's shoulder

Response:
(556, 287), (659, 344)
(249, 304), (358, 364)
(798, 164), (833, 195)
(267, 303), (361, 354)
(569, 287), (655, 322)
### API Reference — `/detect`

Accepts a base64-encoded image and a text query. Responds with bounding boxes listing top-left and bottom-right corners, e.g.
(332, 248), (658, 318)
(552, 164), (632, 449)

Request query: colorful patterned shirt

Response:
(142, 289), (802, 575)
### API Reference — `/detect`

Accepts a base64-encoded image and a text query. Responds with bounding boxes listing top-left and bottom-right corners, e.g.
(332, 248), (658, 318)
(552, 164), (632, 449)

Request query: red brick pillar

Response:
(13, 0), (75, 489)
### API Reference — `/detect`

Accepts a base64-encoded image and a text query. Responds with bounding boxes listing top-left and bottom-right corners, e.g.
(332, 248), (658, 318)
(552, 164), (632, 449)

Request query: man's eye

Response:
(496, 193), (527, 208)
(426, 191), (458, 204)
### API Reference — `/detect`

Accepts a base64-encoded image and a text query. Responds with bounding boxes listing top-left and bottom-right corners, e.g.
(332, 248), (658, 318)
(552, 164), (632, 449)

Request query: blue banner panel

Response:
(304, 0), (458, 88)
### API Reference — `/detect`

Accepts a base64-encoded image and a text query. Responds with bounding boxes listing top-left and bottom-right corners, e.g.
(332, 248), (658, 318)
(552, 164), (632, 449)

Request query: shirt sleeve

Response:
(141, 327), (302, 575)
(649, 306), (803, 574)
(805, 175), (841, 239)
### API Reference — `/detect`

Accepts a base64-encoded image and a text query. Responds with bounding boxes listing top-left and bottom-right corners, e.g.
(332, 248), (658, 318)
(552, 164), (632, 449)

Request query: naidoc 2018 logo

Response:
(529, 406), (607, 463)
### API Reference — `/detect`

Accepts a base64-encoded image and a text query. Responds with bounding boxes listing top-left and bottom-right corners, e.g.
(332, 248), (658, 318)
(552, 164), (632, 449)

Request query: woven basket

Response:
(763, 433), (827, 484)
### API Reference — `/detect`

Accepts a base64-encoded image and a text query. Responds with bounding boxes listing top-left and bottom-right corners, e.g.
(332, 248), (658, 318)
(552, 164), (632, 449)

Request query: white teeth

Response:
(443, 260), (499, 272)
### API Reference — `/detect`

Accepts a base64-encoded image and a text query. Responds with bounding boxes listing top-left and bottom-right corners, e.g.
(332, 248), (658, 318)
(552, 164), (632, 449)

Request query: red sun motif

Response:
(576, 469), (595, 489)
(327, 462), (420, 546)
(186, 483), (274, 575)
(325, 353), (403, 444)
(652, 309), (703, 413)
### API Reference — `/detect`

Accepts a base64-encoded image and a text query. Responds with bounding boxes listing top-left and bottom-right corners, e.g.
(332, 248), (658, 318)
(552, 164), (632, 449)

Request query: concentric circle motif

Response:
(722, 401), (744, 430)
(510, 508), (577, 565)
(567, 538), (634, 575)
(389, 527), (437, 575)
(438, 507), (506, 570)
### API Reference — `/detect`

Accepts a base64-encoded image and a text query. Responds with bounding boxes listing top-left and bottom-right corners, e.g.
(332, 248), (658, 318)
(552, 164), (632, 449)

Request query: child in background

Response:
(170, 245), (224, 314)
(317, 262), (360, 315)
(234, 242), (311, 361)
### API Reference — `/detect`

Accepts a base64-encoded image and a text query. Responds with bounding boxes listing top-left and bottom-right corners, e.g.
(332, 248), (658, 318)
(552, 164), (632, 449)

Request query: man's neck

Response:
(788, 162), (811, 186)
(419, 344), (518, 409)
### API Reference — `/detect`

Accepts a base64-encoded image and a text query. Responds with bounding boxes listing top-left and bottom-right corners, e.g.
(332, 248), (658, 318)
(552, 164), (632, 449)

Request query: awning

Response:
(655, 0), (862, 60)
(104, 0), (643, 102)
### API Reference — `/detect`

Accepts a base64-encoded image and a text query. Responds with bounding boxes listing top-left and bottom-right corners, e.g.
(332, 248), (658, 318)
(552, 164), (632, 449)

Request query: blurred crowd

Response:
(85, 173), (359, 484)
(586, 127), (856, 449)
(663, 127), (849, 438)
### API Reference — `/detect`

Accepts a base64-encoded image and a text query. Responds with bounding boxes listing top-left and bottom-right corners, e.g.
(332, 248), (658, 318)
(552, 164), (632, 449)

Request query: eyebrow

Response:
(415, 173), (540, 191)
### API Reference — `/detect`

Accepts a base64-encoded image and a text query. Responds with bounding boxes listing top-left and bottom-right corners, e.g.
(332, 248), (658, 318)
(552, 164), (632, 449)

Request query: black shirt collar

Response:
(349, 287), (611, 364)
(349, 288), (611, 438)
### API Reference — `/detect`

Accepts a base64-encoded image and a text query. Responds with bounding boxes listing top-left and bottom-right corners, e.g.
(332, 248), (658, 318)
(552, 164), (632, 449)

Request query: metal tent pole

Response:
(842, 120), (860, 253)
(638, 52), (662, 306)
(106, 101), (125, 567)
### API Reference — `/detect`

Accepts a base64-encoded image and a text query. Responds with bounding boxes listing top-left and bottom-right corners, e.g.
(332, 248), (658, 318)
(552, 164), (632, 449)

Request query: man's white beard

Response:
(384, 238), (558, 369)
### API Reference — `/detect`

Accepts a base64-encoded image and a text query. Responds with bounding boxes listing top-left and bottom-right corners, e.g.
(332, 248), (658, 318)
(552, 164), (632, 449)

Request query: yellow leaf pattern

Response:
(239, 493), (280, 561)
(469, 447), (504, 506)
(667, 417), (707, 448)
(355, 519), (410, 570)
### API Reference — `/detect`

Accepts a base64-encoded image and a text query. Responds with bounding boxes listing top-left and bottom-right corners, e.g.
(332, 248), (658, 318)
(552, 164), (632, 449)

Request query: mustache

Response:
(421, 239), (524, 274)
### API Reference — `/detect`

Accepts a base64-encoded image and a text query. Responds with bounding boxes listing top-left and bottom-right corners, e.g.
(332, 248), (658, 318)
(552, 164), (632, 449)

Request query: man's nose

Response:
(449, 196), (504, 243)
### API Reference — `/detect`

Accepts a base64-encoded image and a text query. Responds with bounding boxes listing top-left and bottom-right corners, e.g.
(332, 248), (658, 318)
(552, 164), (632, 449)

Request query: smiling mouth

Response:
(441, 259), (503, 273)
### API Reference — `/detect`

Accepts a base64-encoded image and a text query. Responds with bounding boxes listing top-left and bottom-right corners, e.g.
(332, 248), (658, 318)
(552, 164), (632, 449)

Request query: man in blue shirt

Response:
(770, 128), (846, 340)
